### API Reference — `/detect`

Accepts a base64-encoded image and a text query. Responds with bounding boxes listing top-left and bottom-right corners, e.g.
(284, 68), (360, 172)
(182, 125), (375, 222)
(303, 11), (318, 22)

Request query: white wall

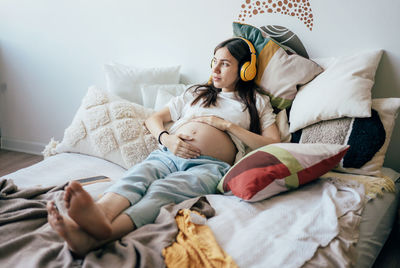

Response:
(0, 0), (399, 171)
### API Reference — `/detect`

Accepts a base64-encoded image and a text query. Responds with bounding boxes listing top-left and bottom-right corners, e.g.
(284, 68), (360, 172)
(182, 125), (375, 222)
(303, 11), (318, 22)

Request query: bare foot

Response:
(47, 201), (97, 257)
(64, 181), (112, 240)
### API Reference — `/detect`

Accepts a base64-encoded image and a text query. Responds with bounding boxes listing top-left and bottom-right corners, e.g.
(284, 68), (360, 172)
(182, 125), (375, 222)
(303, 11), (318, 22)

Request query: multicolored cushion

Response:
(232, 22), (323, 110)
(291, 98), (400, 177)
(217, 143), (349, 202)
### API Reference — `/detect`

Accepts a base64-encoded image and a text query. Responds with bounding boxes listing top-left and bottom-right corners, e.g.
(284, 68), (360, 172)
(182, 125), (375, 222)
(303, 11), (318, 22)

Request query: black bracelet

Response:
(158, 130), (169, 145)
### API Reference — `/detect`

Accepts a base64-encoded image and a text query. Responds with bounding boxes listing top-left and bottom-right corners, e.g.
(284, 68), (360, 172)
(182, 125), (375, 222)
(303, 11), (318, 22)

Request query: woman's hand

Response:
(192, 116), (232, 131)
(162, 133), (201, 159)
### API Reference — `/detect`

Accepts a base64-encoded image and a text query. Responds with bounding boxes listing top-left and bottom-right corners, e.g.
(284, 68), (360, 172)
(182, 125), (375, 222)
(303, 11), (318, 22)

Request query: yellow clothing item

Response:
(163, 209), (238, 268)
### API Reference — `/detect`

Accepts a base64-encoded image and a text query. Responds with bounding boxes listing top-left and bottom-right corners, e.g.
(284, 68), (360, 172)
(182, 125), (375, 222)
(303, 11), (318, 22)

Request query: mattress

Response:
(3, 152), (399, 267)
(4, 153), (126, 200)
(355, 167), (400, 268)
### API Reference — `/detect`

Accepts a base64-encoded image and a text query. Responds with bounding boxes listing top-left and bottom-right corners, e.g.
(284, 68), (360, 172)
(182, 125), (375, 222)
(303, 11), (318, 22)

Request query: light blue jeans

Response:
(104, 147), (231, 228)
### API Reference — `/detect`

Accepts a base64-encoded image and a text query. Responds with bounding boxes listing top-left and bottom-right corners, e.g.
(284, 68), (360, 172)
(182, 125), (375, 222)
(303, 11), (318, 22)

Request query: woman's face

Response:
(211, 47), (240, 92)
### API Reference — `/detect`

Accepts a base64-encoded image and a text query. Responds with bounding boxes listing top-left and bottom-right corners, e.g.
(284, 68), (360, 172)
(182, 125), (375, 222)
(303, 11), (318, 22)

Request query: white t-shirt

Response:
(167, 88), (276, 163)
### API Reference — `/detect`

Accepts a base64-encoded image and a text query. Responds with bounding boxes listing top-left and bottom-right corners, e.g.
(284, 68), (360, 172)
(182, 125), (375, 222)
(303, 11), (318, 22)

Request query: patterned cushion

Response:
(232, 22), (323, 110)
(217, 143), (348, 202)
(291, 98), (400, 176)
(44, 86), (159, 169)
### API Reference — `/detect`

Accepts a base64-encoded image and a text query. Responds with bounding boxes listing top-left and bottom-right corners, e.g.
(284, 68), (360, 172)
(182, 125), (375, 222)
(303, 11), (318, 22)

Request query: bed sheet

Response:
(3, 152), (399, 267)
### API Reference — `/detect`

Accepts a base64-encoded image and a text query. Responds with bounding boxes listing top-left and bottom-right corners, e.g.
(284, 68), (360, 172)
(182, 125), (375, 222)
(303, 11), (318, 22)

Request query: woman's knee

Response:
(124, 159), (170, 180)
(148, 175), (219, 197)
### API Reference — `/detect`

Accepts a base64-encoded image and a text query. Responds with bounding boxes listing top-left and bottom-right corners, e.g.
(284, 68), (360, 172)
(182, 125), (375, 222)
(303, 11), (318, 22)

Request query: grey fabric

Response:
(354, 181), (400, 268)
(299, 117), (352, 145)
(0, 179), (213, 268)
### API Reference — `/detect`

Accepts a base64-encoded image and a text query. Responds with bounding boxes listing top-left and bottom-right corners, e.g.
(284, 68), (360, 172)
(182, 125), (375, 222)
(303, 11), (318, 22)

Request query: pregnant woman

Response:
(47, 37), (281, 256)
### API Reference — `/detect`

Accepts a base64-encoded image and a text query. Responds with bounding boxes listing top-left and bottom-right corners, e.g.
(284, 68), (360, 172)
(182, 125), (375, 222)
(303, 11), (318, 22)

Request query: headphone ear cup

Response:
(240, 61), (257, 82)
(237, 37), (257, 82)
(240, 61), (250, 82)
(207, 75), (213, 85)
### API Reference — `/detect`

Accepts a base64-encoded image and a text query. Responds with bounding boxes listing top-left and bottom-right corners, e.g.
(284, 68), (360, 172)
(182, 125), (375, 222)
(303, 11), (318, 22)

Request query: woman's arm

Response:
(227, 121), (281, 150)
(145, 107), (201, 158)
(192, 116), (281, 151)
(144, 107), (172, 142)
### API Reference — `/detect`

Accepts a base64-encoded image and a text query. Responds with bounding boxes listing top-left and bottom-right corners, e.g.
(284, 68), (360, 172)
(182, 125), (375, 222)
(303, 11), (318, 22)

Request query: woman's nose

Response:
(212, 63), (221, 73)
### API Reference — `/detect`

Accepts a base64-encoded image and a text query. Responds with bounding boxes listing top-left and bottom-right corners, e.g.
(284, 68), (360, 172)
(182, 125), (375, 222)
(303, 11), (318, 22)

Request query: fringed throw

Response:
(321, 171), (396, 200)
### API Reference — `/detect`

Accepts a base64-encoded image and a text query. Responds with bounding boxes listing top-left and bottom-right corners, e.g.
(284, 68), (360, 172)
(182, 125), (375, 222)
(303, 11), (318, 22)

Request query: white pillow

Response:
(104, 62), (181, 104)
(153, 85), (187, 111)
(141, 84), (186, 109)
(43, 86), (159, 169)
(289, 49), (383, 133)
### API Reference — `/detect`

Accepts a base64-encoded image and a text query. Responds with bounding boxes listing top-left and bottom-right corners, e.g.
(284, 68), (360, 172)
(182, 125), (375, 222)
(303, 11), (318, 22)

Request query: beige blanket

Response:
(0, 179), (214, 268)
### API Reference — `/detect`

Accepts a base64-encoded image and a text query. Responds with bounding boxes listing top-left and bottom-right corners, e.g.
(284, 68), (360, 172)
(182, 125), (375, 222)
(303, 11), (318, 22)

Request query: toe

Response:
(47, 201), (55, 213)
(69, 180), (83, 192)
(64, 182), (77, 207)
(66, 181), (75, 194)
(64, 193), (70, 209)
(64, 188), (70, 201)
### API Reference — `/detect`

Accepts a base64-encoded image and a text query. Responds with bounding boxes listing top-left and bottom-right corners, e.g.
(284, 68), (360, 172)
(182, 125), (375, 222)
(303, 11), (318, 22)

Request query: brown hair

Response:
(189, 38), (262, 134)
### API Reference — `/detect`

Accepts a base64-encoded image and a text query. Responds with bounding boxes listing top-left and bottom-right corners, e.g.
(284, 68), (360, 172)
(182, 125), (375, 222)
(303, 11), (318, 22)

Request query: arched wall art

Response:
(237, 0), (314, 31)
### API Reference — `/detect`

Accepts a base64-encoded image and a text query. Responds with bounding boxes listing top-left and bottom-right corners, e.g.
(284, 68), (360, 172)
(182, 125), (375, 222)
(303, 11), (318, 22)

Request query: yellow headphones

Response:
(237, 37), (257, 82)
(211, 37), (257, 82)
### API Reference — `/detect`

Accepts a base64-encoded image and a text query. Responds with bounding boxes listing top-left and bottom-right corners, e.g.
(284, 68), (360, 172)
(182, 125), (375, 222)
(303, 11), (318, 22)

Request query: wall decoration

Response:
(238, 0), (314, 31)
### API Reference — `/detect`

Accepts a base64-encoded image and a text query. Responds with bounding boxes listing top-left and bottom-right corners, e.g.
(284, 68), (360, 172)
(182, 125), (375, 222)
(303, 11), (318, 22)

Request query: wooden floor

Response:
(0, 149), (399, 266)
(0, 149), (43, 177)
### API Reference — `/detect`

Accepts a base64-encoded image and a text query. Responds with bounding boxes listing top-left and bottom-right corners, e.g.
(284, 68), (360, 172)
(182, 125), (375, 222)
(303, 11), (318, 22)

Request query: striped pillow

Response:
(233, 22), (323, 110)
(217, 143), (349, 202)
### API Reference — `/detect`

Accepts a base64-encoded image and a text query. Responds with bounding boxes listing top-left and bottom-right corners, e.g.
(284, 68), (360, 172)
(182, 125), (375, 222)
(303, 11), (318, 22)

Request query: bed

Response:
(1, 23), (400, 268)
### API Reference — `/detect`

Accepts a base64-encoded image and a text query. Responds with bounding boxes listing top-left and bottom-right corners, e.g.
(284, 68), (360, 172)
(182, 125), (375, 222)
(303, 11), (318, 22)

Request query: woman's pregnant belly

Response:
(174, 121), (237, 165)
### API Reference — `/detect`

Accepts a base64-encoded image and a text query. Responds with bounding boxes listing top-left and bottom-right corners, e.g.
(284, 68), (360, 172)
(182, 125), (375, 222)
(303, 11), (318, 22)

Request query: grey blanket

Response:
(0, 179), (214, 268)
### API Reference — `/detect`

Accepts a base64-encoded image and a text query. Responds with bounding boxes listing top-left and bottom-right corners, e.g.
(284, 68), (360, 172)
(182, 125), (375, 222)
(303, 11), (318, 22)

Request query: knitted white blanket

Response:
(206, 179), (365, 268)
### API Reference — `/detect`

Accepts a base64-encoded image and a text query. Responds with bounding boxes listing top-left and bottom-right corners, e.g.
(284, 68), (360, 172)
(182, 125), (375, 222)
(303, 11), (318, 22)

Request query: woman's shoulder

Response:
(187, 84), (210, 93)
(173, 85), (197, 100)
